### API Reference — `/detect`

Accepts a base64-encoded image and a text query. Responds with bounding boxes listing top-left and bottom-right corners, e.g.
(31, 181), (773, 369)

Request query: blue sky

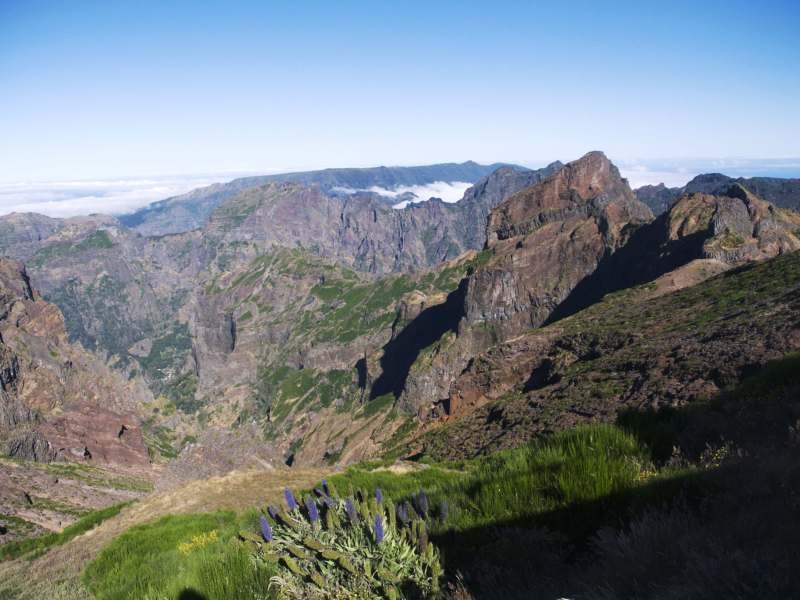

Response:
(1, 0), (799, 199)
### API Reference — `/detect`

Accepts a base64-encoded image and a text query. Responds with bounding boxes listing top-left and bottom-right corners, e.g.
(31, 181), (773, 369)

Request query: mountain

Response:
(635, 173), (800, 215)
(119, 161), (525, 236)
(0, 258), (153, 467)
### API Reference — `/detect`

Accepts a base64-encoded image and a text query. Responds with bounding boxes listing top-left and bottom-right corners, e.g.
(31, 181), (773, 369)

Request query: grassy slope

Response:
(0, 503), (131, 562)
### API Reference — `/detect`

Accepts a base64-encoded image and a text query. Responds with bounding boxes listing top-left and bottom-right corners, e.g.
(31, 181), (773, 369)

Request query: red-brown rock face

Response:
(463, 151), (653, 340)
(0, 258), (152, 470)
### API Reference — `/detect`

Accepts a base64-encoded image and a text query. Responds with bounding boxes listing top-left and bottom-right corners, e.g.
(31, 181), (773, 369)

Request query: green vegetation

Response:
(0, 502), (131, 561)
(253, 487), (442, 599)
(329, 424), (659, 540)
(138, 323), (192, 385)
(31, 230), (115, 266)
(83, 512), (276, 600)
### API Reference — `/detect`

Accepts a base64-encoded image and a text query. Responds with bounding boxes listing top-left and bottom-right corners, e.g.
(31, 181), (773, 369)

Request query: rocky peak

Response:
(486, 151), (651, 245)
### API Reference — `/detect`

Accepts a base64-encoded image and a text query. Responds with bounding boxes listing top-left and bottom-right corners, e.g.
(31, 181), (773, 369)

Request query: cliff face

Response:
(0, 258), (152, 470)
(464, 151), (653, 339)
(398, 158), (800, 424)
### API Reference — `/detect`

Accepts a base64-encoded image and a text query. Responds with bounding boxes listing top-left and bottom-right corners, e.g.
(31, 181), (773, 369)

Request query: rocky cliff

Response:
(0, 258), (153, 470)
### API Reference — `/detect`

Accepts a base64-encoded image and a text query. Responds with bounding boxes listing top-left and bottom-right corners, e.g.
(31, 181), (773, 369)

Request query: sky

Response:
(1, 0), (799, 216)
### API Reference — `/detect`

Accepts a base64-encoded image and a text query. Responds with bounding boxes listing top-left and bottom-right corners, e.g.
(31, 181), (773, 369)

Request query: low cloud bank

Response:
(332, 181), (473, 209)
(0, 175), (223, 218)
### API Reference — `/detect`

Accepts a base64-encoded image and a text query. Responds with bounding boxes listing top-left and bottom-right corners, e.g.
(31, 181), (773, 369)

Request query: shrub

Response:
(247, 485), (442, 598)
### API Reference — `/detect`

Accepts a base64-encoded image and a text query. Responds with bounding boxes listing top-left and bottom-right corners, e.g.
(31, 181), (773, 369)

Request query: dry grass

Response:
(0, 466), (327, 599)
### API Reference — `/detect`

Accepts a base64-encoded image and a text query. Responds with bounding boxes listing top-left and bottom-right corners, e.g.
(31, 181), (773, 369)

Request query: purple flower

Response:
(267, 505), (279, 519)
(414, 491), (429, 517)
(305, 497), (320, 523)
(396, 502), (410, 525)
(314, 487), (326, 498)
(345, 498), (358, 524)
(373, 513), (385, 544)
(284, 487), (299, 511)
(375, 488), (384, 504)
(321, 479), (329, 495)
(259, 516), (272, 542)
(322, 496), (338, 508)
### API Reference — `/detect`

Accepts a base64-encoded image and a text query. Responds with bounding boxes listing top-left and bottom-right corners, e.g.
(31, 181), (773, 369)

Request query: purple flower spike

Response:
(259, 516), (272, 542)
(375, 488), (384, 503)
(284, 487), (299, 511)
(323, 496), (338, 508)
(415, 491), (429, 517)
(268, 505), (279, 519)
(345, 498), (358, 523)
(373, 513), (385, 544)
(305, 497), (320, 523)
(396, 502), (410, 525)
(314, 487), (326, 498)
(321, 479), (329, 495)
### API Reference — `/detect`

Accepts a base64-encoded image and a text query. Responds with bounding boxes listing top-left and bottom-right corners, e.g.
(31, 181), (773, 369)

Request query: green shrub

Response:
(250, 486), (442, 599)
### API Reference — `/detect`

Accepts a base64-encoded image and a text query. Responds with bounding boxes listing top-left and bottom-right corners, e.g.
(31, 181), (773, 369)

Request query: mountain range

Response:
(2, 152), (800, 598)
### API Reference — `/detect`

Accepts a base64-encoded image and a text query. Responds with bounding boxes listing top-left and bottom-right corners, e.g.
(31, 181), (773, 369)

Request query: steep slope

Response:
(120, 161), (522, 236)
(0, 258), (153, 467)
(423, 249), (800, 460)
(396, 152), (654, 415)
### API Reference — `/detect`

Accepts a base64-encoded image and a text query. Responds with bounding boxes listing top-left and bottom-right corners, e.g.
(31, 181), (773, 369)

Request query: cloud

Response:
(332, 181), (472, 209)
(0, 174), (225, 218)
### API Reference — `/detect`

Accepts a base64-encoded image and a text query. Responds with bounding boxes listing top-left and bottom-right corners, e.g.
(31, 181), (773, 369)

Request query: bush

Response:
(248, 485), (442, 599)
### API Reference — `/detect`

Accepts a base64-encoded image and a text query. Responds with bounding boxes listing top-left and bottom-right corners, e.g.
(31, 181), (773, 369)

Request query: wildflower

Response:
(322, 496), (338, 508)
(345, 498), (359, 523)
(414, 491), (429, 517)
(321, 479), (329, 494)
(259, 516), (272, 542)
(396, 502), (410, 526)
(305, 497), (320, 523)
(373, 513), (385, 544)
(268, 505), (279, 519)
(375, 488), (384, 503)
(284, 487), (299, 511)
(314, 487), (326, 498)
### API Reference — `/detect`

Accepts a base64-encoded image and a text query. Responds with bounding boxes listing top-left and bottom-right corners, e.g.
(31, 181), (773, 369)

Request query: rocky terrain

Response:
(120, 161), (523, 236)
(0, 152), (798, 483)
(0, 259), (155, 542)
(635, 172), (800, 214)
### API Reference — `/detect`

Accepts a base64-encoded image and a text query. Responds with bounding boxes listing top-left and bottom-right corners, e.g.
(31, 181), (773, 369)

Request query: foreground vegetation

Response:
(76, 349), (800, 598)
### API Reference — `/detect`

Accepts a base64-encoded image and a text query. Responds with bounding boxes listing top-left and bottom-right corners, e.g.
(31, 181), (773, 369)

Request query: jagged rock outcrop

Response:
(464, 151), (653, 338)
(0, 258), (153, 469)
(396, 152), (653, 416)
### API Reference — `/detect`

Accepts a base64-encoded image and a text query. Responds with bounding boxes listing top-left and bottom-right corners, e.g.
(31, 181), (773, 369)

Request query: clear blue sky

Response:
(1, 0), (799, 182)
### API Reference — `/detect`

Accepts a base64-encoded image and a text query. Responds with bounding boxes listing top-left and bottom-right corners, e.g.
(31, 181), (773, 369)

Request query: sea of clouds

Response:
(0, 174), (226, 219)
(2, 159), (798, 219)
(332, 181), (473, 209)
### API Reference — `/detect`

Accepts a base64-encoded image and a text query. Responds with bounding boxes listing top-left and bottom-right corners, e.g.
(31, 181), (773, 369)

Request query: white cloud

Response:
(332, 181), (472, 209)
(0, 174), (225, 218)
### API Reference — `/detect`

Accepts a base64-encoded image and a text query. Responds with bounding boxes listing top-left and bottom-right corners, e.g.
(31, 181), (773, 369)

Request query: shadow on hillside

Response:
(434, 455), (800, 600)
(545, 215), (709, 324)
(369, 279), (467, 400)
(178, 589), (206, 600)
(437, 356), (800, 598)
